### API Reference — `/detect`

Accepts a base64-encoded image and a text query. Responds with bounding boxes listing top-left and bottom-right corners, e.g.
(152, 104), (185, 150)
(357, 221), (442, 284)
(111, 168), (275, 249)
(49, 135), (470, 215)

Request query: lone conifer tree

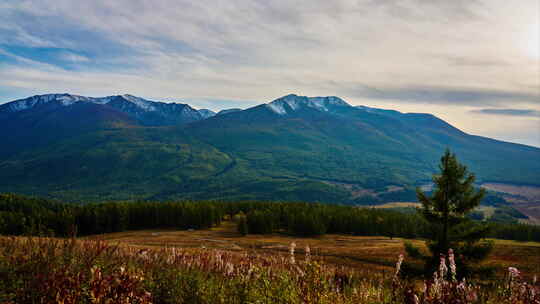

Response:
(406, 149), (492, 277)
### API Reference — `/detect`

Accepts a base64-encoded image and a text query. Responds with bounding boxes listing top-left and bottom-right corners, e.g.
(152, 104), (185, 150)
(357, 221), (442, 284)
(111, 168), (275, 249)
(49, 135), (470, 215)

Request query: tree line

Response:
(0, 192), (539, 242)
(0, 193), (222, 236)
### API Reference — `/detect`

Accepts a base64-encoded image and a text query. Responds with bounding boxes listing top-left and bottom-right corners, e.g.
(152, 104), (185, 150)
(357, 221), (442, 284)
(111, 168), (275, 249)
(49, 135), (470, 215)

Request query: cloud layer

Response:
(472, 109), (540, 117)
(0, 0), (538, 145)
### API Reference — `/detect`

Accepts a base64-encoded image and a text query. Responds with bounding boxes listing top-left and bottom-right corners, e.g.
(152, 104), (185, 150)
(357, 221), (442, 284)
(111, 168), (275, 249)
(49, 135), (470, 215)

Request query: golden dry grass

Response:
(84, 220), (540, 279)
(370, 202), (421, 208)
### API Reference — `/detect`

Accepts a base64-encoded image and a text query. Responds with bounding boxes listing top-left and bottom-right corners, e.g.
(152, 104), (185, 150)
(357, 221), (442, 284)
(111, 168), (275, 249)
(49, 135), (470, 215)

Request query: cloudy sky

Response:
(1, 0), (539, 146)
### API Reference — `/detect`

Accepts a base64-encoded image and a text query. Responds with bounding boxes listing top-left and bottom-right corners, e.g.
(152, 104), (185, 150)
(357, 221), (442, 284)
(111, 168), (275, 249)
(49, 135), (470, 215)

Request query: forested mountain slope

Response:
(1, 93), (538, 203)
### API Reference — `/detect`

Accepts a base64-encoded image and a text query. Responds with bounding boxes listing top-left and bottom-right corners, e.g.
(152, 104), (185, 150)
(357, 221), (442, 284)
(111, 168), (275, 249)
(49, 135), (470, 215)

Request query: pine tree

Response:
(406, 149), (493, 277)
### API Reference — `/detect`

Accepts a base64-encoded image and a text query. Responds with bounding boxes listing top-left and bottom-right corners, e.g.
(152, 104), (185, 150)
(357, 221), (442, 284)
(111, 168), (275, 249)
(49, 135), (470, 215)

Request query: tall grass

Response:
(0, 237), (538, 303)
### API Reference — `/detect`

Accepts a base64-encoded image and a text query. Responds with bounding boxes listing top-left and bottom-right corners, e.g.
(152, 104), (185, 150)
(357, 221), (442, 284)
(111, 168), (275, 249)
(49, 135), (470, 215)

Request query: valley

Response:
(481, 183), (540, 224)
(369, 182), (540, 224)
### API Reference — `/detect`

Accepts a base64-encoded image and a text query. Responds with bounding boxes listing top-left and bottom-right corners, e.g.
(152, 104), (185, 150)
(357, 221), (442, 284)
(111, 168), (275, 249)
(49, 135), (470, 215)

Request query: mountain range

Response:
(1, 93), (539, 203)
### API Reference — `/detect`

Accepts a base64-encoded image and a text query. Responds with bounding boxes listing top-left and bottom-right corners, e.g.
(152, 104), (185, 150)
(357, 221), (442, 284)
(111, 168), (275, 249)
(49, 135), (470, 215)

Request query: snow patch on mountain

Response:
(2, 94), (98, 112)
(266, 94), (351, 115)
(266, 102), (287, 115)
(198, 109), (216, 119)
(355, 105), (402, 116)
(1, 93), (166, 113)
(217, 108), (242, 115)
(310, 96), (349, 109)
(121, 94), (156, 111)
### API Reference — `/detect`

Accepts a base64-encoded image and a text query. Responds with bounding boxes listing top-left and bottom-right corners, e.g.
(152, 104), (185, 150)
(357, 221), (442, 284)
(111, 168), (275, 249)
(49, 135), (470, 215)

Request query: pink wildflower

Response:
(439, 253), (448, 279)
(305, 245), (311, 263)
(509, 267), (520, 279)
(394, 254), (404, 280)
(289, 242), (296, 264)
(448, 249), (456, 281)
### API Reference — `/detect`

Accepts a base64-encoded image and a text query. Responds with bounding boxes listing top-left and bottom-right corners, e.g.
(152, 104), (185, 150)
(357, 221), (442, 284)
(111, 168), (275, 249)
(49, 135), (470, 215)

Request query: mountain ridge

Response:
(1, 92), (536, 150)
(1, 93), (539, 203)
(0, 93), (213, 126)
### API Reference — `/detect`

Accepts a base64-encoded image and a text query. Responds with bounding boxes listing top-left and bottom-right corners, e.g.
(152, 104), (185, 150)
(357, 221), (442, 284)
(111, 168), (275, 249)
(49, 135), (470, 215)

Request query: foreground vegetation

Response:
(1, 192), (539, 302)
(1, 236), (538, 304)
(86, 222), (540, 280)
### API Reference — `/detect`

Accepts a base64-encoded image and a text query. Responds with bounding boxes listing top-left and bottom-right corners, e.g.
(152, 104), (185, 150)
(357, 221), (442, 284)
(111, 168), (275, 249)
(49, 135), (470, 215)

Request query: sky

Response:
(1, 0), (539, 146)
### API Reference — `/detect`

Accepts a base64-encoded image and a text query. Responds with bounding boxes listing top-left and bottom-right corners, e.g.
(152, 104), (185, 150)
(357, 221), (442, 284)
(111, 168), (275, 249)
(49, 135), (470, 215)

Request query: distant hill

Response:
(1, 93), (539, 203)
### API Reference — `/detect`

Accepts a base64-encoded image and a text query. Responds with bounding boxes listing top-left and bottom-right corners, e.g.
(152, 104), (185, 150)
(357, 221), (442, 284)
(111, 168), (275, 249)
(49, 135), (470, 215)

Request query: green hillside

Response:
(1, 94), (539, 203)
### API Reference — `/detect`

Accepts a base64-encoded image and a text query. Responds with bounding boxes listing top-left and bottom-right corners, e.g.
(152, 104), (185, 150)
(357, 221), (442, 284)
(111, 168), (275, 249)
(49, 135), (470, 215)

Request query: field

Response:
(86, 220), (540, 279)
(482, 183), (540, 224)
(3, 221), (540, 303)
(2, 193), (540, 302)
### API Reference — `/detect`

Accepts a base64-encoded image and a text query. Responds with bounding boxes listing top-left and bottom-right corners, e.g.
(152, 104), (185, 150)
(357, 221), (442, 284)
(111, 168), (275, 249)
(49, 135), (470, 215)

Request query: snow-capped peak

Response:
(120, 94), (156, 111)
(0, 93), (163, 114)
(55, 93), (92, 105)
(266, 94), (351, 115)
(1, 93), (101, 112)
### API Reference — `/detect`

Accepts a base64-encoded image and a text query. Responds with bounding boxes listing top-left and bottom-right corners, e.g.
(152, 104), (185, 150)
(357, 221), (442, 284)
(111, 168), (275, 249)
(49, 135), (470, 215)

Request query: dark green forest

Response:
(1, 193), (539, 242)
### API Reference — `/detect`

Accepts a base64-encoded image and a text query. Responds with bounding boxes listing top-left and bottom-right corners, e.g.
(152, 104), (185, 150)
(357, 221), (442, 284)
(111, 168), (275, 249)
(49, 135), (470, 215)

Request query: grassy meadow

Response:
(86, 220), (540, 279)
(1, 194), (539, 303)
(2, 221), (539, 303)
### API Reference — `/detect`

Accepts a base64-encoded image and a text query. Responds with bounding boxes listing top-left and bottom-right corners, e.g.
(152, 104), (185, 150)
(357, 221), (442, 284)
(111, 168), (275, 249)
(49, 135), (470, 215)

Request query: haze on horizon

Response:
(0, 0), (538, 147)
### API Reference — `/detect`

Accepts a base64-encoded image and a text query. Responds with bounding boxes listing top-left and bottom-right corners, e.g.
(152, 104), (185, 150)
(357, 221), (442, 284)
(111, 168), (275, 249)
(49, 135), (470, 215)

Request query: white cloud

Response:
(0, 0), (538, 145)
(58, 52), (90, 63)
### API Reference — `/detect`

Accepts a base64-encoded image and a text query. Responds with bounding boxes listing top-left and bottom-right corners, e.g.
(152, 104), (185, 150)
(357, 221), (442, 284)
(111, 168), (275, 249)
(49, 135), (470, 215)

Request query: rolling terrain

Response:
(1, 93), (539, 204)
